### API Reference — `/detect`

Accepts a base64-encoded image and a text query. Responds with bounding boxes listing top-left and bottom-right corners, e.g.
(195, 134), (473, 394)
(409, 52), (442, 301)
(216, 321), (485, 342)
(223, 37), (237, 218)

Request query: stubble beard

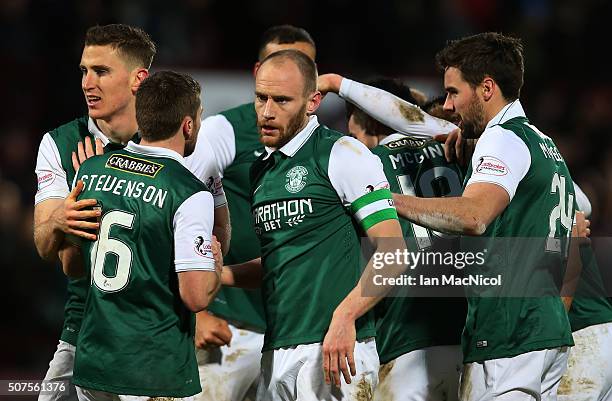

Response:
(462, 93), (487, 139)
(261, 102), (309, 149)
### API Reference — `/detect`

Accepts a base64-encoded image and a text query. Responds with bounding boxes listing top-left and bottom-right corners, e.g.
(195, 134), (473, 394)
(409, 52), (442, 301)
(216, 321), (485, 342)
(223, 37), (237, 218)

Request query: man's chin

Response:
(259, 135), (280, 148)
(87, 109), (108, 120)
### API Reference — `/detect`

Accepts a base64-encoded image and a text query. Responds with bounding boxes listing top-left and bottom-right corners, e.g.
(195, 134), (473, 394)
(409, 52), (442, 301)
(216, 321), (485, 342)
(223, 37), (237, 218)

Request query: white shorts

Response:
(459, 347), (570, 401)
(76, 386), (194, 401)
(374, 345), (463, 401)
(39, 340), (78, 401)
(256, 338), (379, 401)
(194, 323), (264, 401)
(558, 322), (612, 401)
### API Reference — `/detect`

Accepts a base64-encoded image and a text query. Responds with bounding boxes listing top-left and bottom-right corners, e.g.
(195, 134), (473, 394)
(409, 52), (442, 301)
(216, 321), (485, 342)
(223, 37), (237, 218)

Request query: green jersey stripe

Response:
(360, 208), (398, 231)
(351, 189), (393, 213)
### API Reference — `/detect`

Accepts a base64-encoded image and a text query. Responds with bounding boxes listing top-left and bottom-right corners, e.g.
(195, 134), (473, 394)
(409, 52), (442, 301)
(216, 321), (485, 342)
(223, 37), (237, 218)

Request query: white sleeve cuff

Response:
(34, 133), (70, 204)
(328, 136), (391, 204)
(466, 126), (531, 201)
(173, 191), (216, 272)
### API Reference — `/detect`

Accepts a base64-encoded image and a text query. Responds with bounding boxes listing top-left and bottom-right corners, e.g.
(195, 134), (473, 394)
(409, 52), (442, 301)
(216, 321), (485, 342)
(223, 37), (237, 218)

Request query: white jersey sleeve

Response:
(328, 136), (398, 231)
(35, 133), (70, 205)
(173, 191), (216, 272)
(339, 78), (458, 137)
(466, 126), (531, 201)
(184, 131), (227, 208)
(573, 182), (592, 217)
(196, 114), (237, 174)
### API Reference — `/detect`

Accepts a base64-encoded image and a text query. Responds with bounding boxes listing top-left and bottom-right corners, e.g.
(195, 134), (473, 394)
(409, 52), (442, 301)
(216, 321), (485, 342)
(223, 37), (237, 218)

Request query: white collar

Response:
(485, 99), (526, 130)
(124, 142), (185, 166)
(87, 118), (110, 146)
(378, 133), (407, 146)
(263, 115), (320, 159)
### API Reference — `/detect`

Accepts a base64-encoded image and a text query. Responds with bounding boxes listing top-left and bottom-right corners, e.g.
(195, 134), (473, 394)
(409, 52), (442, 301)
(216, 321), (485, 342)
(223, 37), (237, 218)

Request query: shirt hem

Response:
(463, 337), (574, 363)
(72, 377), (200, 398)
(262, 328), (376, 352)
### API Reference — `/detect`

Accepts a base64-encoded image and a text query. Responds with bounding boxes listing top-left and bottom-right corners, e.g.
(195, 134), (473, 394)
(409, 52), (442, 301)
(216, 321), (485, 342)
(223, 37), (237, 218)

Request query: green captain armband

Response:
(350, 189), (398, 231)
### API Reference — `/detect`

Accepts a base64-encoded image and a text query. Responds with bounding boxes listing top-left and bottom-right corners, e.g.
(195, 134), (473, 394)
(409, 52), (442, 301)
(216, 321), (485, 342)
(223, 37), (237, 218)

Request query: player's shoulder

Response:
(218, 102), (255, 125)
(47, 115), (90, 143)
(311, 125), (346, 148)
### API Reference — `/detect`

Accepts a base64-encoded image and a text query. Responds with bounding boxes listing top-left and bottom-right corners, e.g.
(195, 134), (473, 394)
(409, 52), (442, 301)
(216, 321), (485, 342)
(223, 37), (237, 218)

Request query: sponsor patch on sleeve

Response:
(37, 170), (56, 191)
(475, 156), (508, 176)
(365, 181), (390, 194)
(105, 154), (164, 178)
(204, 176), (224, 197)
(194, 236), (213, 259)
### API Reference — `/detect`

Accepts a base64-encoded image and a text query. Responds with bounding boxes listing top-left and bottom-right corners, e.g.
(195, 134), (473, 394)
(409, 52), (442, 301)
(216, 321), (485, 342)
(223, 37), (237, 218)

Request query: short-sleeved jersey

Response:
(35, 117), (225, 346)
(72, 143), (215, 397)
(35, 116), (111, 346)
(371, 133), (467, 364)
(461, 101), (574, 363)
(250, 116), (399, 351)
(189, 103), (266, 330)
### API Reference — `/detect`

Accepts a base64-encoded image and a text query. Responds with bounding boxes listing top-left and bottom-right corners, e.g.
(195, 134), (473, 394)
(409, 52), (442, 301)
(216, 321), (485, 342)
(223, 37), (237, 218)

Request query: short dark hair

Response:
(257, 25), (316, 60)
(84, 24), (157, 69)
(435, 32), (524, 101)
(259, 49), (318, 96)
(423, 94), (461, 126)
(136, 71), (201, 141)
(346, 78), (418, 137)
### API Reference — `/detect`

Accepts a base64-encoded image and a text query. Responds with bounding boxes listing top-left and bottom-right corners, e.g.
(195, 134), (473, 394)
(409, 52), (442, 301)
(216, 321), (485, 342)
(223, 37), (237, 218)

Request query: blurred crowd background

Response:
(1, 0), (611, 381)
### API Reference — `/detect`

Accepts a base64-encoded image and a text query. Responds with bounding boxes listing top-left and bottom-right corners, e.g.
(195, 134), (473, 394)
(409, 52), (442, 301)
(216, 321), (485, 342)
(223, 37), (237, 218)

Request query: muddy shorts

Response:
(374, 345), (463, 401)
(257, 338), (379, 401)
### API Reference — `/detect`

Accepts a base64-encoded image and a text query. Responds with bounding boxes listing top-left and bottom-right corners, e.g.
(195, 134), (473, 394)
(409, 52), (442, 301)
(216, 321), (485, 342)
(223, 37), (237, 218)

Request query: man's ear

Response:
(482, 77), (495, 102)
(253, 62), (261, 78)
(131, 68), (149, 93)
(182, 116), (194, 139)
(306, 91), (322, 115)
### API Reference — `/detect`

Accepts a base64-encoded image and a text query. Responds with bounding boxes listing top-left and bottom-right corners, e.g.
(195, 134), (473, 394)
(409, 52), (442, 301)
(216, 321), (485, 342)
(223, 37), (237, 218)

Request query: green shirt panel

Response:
(72, 149), (205, 397)
(250, 127), (375, 351)
(208, 103), (266, 330)
(372, 136), (467, 363)
(461, 117), (574, 363)
(47, 116), (95, 345)
(569, 244), (612, 331)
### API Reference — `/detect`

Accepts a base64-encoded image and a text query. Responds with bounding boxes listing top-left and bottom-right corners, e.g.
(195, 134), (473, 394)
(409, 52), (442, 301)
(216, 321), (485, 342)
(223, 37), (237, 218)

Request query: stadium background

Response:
(1, 0), (611, 388)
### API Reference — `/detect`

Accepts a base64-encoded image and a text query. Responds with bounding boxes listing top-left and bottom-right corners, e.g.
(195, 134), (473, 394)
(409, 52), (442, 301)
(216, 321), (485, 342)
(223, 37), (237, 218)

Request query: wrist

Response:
(220, 266), (232, 286)
(332, 303), (358, 322)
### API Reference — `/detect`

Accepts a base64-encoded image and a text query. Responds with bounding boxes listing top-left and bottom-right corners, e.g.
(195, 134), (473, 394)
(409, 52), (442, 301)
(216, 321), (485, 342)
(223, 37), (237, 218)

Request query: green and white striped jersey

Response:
(250, 116), (398, 351)
(72, 143), (215, 397)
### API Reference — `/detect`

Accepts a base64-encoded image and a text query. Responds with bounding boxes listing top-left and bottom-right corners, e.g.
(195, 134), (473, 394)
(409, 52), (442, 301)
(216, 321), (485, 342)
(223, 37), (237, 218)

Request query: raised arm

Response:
(318, 73), (458, 137)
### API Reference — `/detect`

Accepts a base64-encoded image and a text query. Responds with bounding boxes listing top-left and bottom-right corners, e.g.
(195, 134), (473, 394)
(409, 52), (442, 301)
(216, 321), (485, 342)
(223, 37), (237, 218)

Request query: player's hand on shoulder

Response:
(72, 136), (104, 172)
(195, 310), (232, 349)
(58, 179), (101, 241)
(317, 73), (343, 96)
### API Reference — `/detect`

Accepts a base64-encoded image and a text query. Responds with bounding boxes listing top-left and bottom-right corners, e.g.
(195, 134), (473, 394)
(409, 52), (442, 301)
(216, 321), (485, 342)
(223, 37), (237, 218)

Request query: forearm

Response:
(33, 214), (64, 261)
(58, 241), (85, 278)
(333, 238), (408, 321)
(221, 257), (262, 289)
(213, 205), (231, 255)
(393, 194), (486, 235)
(339, 78), (458, 137)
